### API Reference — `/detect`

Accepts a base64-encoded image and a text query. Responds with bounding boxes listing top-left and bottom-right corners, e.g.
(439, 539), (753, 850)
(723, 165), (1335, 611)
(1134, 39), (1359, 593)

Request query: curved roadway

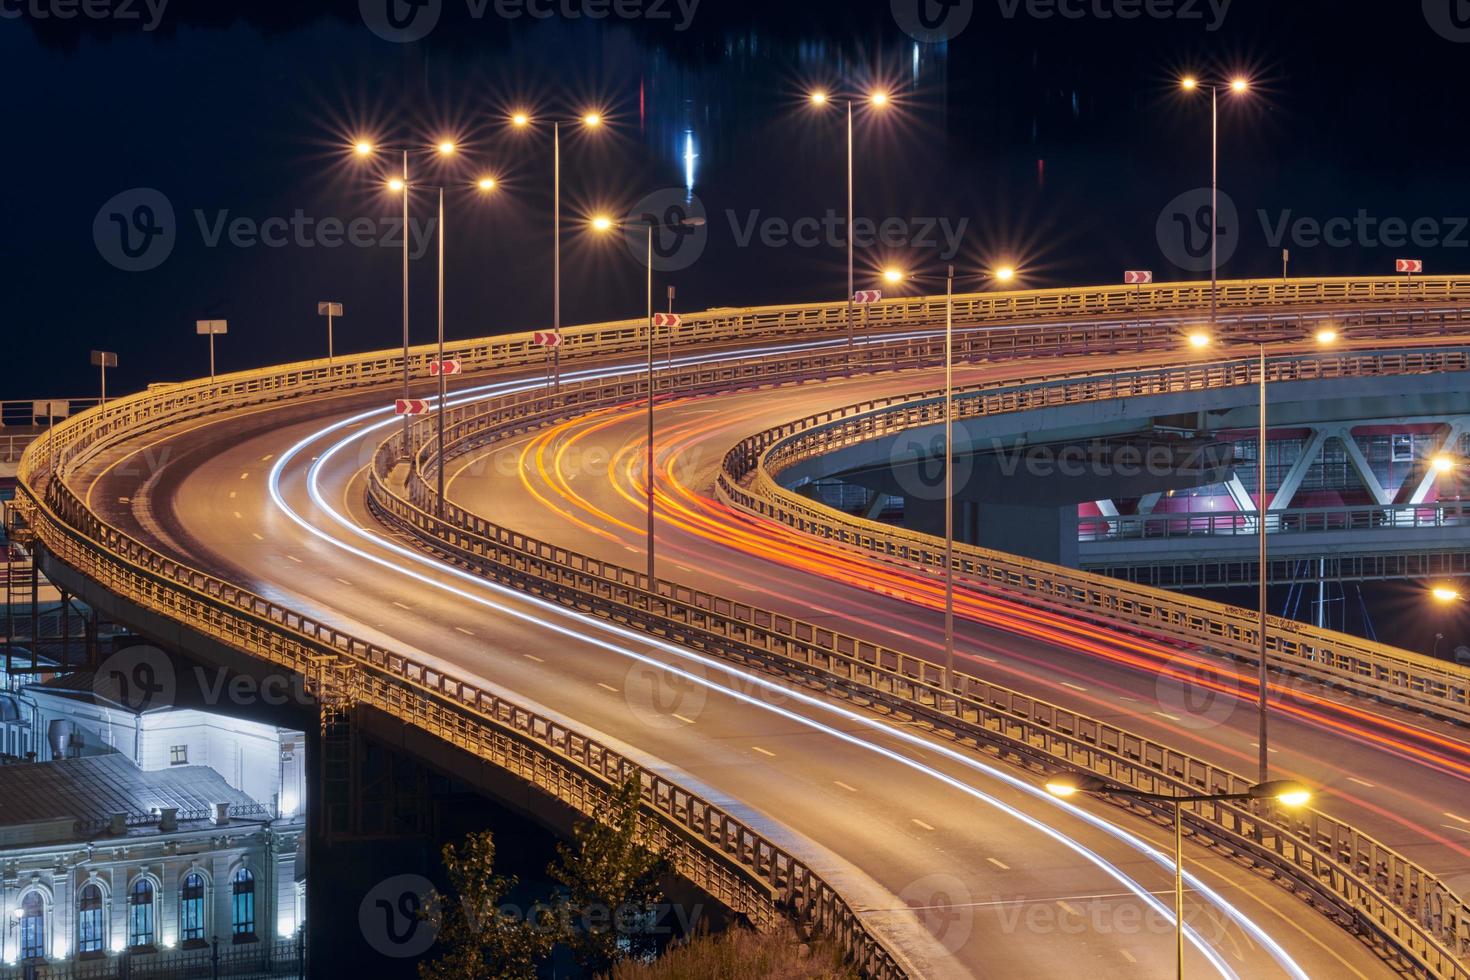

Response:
(67, 331), (1419, 979)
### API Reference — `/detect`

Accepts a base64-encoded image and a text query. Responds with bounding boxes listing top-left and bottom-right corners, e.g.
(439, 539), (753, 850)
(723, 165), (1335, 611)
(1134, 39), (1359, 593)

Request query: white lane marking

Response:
(1441, 824), (1470, 836)
(833, 780), (858, 793)
(117, 496), (130, 504)
(391, 601), (412, 610)
(334, 577), (353, 586)
(239, 472), (249, 480)
(233, 511), (243, 519)
(751, 746), (776, 757)
(1057, 900), (1080, 916)
(1444, 812), (1470, 824)
(1120, 950), (1138, 964)
(229, 491), (237, 499)
(454, 627), (475, 636)
(1153, 711), (1181, 721)
(1061, 682), (1088, 692)
(912, 818), (936, 831)
(261, 454), (274, 462)
(672, 713), (697, 725)
(596, 682), (619, 693)
(285, 555), (303, 564)
(251, 532), (264, 541)
(1346, 777), (1375, 788)
(1248, 742), (1281, 754)
(523, 654), (545, 663)
(986, 857), (1010, 870)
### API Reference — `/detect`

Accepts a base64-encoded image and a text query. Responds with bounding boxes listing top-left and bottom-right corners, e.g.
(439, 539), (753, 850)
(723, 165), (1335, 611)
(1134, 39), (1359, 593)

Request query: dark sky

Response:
(4, 0), (1469, 399)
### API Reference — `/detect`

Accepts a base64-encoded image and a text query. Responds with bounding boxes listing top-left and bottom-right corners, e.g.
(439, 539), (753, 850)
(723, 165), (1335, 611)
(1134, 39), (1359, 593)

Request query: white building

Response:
(22, 671), (305, 821)
(0, 754), (301, 974)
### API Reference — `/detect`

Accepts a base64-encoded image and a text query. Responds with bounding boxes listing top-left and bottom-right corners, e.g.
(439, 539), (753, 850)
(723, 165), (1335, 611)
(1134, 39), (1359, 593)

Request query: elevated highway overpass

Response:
(12, 277), (1470, 979)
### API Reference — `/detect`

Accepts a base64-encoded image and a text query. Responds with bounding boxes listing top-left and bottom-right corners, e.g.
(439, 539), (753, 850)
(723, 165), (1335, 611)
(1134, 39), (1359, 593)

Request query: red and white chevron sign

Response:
(428, 359), (462, 376)
(1123, 270), (1153, 285)
(652, 313), (682, 328)
(533, 331), (563, 347)
(852, 290), (882, 304)
(1396, 259), (1424, 274)
(394, 399), (431, 416)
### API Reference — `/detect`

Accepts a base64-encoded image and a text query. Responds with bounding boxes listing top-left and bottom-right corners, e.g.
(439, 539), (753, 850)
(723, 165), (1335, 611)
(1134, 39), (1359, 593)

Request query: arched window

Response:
(127, 879), (155, 948)
(77, 883), (105, 954)
(230, 869), (255, 941)
(18, 891), (45, 961)
(180, 873), (206, 943)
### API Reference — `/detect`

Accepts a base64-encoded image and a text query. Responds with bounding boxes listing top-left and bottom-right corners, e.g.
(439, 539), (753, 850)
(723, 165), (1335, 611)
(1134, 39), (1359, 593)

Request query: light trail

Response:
(261, 353), (1313, 978)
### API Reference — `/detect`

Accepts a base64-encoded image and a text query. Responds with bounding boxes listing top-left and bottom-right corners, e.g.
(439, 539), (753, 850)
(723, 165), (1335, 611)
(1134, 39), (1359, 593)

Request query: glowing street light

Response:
(1179, 72), (1253, 325)
(1431, 454), (1458, 474)
(386, 176), (406, 192)
(805, 86), (900, 356)
(477, 176), (498, 191)
(993, 265), (1016, 283)
(1315, 327), (1339, 344)
(1187, 330), (1212, 349)
(1432, 585), (1462, 604)
(882, 267), (905, 284)
(1045, 772), (1311, 980)
(354, 141), (374, 156)
(437, 140), (456, 155)
(509, 109), (608, 388)
(590, 214), (615, 233)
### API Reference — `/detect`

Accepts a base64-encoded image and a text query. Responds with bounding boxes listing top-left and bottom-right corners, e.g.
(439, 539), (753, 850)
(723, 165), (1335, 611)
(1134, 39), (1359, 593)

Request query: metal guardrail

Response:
(16, 276), (1470, 977)
(1079, 501), (1470, 541)
(370, 348), (1470, 979)
(718, 348), (1470, 730)
(0, 937), (301, 980)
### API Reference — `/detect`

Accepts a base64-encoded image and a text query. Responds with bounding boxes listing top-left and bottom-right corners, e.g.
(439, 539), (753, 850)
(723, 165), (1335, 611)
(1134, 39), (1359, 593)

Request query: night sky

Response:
(4, 1), (1469, 399)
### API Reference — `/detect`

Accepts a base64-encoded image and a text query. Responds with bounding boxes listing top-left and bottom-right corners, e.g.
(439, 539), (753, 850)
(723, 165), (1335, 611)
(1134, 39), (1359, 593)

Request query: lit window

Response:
(1392, 434), (1414, 463)
(128, 879), (155, 948)
(77, 884), (105, 954)
(19, 891), (45, 961)
(231, 869), (256, 942)
(170, 745), (188, 766)
(180, 873), (206, 943)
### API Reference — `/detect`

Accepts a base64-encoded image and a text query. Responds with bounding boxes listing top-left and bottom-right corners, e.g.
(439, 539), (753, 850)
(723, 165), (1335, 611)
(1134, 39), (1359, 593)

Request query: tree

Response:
(549, 772), (673, 973)
(418, 829), (554, 980)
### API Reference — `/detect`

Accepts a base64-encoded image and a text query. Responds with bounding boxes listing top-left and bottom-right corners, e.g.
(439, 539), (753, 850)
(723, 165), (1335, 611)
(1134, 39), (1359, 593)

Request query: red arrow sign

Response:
(429, 359), (462, 376)
(852, 290), (882, 304)
(652, 313), (682, 328)
(533, 331), (563, 348)
(1123, 270), (1154, 285)
(394, 399), (431, 416)
(1396, 259), (1424, 274)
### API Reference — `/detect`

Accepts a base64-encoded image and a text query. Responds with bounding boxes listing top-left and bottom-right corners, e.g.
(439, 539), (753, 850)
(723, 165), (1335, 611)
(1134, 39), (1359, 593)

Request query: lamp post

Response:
(1179, 75), (1250, 325)
(509, 110), (604, 390)
(385, 174), (501, 516)
(590, 211), (706, 585)
(1045, 772), (1312, 980)
(1186, 325), (1336, 780)
(808, 89), (893, 357)
(354, 138), (459, 450)
(879, 264), (1018, 691)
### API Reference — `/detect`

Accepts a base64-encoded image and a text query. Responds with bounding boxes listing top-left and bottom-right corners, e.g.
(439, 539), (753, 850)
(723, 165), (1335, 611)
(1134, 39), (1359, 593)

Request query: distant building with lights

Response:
(0, 755), (301, 974)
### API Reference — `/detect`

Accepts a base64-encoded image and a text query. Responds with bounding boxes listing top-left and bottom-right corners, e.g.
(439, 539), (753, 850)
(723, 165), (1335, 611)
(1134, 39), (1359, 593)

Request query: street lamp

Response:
(507, 109), (607, 389)
(1045, 771), (1311, 980)
(353, 137), (461, 448)
(807, 88), (894, 358)
(1431, 585), (1462, 604)
(386, 174), (501, 513)
(589, 211), (707, 585)
(882, 263), (1019, 692)
(1187, 326), (1336, 781)
(1179, 74), (1251, 325)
